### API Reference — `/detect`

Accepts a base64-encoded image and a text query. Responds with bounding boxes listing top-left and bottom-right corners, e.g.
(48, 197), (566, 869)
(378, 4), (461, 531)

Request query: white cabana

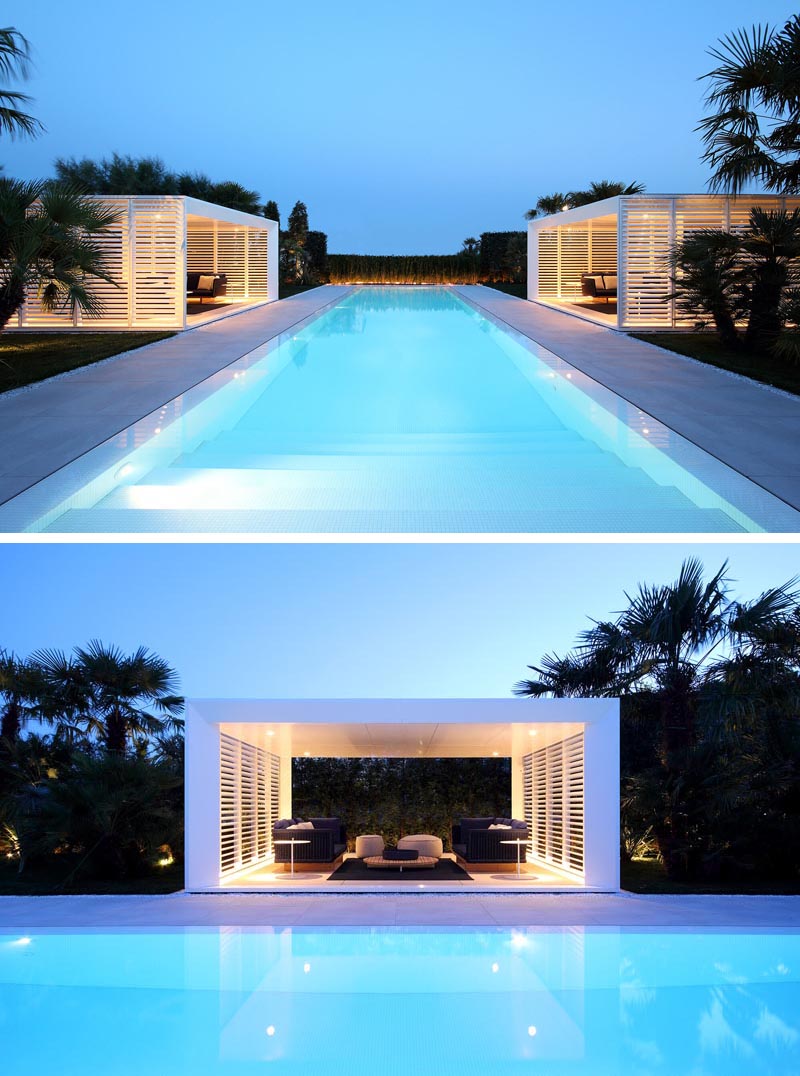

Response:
(528, 193), (800, 330)
(184, 697), (620, 891)
(13, 195), (278, 331)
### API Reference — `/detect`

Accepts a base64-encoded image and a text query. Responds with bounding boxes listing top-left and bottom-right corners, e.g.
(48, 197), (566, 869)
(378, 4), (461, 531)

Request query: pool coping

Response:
(1, 892), (799, 929)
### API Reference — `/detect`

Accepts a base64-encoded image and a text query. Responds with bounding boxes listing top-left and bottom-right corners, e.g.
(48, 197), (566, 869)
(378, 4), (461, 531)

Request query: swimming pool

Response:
(1, 926), (798, 1074)
(2, 287), (798, 532)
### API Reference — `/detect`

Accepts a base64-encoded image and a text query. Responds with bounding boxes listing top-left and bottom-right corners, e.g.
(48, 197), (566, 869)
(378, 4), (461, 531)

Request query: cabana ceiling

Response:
(220, 719), (585, 758)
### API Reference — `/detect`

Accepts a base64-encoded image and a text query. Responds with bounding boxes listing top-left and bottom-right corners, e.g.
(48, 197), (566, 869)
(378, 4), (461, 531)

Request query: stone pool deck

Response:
(1, 893), (798, 929)
(2, 282), (799, 518)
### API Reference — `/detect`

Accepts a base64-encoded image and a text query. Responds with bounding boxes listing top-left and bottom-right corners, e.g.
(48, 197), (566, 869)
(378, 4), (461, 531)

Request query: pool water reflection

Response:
(1, 927), (798, 1074)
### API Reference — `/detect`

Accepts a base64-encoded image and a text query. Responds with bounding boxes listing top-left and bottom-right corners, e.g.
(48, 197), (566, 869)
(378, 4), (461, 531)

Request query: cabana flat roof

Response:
(528, 192), (796, 229)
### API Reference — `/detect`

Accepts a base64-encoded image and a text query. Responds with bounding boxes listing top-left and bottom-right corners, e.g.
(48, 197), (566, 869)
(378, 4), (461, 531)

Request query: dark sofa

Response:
(273, 817), (347, 864)
(451, 816), (529, 863)
(580, 272), (617, 303)
(186, 272), (227, 303)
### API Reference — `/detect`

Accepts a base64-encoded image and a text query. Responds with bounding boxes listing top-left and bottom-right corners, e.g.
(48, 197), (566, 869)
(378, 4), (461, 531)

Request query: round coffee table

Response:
(364, 855), (437, 873)
(500, 839), (529, 878)
(273, 838), (310, 877)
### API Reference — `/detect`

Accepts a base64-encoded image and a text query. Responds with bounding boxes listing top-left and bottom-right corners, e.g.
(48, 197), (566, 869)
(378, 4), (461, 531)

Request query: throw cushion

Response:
(489, 823), (512, 829)
(289, 821), (314, 830)
(511, 819), (527, 830)
(274, 818), (294, 830)
(197, 274), (216, 291)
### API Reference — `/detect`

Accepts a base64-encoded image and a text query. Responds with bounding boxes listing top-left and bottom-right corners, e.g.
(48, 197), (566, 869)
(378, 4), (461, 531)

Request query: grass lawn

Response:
(279, 282), (326, 299)
(0, 332), (175, 394)
(632, 332), (800, 397)
(622, 858), (800, 895)
(0, 858), (184, 896)
(483, 281), (527, 299)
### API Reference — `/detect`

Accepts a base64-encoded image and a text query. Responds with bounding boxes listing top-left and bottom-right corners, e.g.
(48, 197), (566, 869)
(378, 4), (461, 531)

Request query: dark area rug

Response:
(328, 857), (473, 882)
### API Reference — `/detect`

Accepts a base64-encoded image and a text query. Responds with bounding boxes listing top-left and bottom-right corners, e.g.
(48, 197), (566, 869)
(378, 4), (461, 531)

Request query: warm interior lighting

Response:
(528, 730), (538, 736)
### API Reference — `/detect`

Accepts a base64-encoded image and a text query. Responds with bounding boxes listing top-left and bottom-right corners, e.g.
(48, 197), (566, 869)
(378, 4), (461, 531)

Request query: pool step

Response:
(93, 465), (731, 515)
(48, 504), (745, 533)
(184, 429), (610, 459)
(152, 453), (666, 488)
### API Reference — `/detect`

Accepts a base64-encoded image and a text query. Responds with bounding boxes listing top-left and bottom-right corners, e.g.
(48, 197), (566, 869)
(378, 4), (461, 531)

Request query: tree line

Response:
(0, 642), (184, 884)
(515, 559), (800, 884)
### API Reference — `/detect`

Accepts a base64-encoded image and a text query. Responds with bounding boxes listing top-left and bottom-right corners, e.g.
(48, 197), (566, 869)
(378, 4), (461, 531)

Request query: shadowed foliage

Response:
(515, 559), (800, 883)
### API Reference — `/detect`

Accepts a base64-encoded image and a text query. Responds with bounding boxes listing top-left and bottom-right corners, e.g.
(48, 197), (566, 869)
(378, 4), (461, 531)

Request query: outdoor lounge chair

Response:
(580, 272), (617, 303)
(273, 817), (347, 864)
(186, 272), (228, 304)
(451, 817), (529, 864)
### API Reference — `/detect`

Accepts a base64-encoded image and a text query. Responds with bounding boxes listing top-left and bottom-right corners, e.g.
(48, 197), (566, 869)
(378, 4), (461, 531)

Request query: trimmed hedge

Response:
(328, 253), (480, 284)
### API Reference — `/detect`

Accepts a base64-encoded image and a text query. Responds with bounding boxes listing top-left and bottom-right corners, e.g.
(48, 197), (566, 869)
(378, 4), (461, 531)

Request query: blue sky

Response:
(6, 1), (795, 252)
(0, 543), (796, 699)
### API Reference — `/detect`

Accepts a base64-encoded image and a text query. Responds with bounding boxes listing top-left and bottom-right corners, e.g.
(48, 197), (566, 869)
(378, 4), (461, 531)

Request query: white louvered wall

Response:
(130, 198), (184, 327)
(619, 195), (800, 329)
(523, 732), (585, 878)
(536, 221), (618, 298)
(15, 196), (275, 330)
(220, 732), (281, 878)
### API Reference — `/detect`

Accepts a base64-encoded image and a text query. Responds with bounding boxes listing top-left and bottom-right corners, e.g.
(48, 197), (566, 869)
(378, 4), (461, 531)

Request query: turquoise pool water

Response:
(1, 927), (798, 1074)
(2, 287), (798, 532)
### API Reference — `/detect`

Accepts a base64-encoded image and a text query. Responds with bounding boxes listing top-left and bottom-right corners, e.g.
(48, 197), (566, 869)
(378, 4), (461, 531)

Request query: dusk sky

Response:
(7, 1), (795, 253)
(1, 542), (796, 699)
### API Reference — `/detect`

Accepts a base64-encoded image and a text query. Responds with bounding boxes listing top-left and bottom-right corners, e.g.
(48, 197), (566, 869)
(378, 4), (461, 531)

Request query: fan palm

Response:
(72, 641), (184, 755)
(699, 17), (800, 194)
(739, 206), (800, 350)
(0, 650), (47, 744)
(514, 559), (800, 877)
(525, 192), (570, 219)
(567, 179), (645, 207)
(0, 178), (122, 330)
(0, 27), (42, 140)
(668, 229), (745, 347)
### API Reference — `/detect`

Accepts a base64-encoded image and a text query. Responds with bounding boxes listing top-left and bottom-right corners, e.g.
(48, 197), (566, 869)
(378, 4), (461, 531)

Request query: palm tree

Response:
(0, 178), (122, 330)
(739, 207), (800, 350)
(0, 650), (45, 744)
(699, 17), (800, 194)
(0, 27), (42, 140)
(525, 192), (570, 220)
(526, 181), (645, 219)
(71, 641), (184, 755)
(514, 559), (800, 877)
(567, 180), (645, 207)
(668, 228), (745, 348)
(461, 237), (480, 256)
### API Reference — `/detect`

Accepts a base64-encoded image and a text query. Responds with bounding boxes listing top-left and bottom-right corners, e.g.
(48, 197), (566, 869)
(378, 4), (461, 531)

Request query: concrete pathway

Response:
(0, 892), (798, 929)
(458, 286), (800, 511)
(0, 287), (351, 506)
